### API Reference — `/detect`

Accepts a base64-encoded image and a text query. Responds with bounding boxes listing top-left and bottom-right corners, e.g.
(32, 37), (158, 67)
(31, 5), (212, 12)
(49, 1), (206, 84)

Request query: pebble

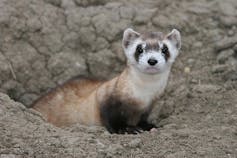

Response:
(184, 67), (191, 74)
(217, 49), (234, 64)
(233, 44), (237, 52)
(220, 16), (237, 27)
(215, 36), (237, 52)
(96, 139), (105, 149)
(107, 144), (124, 155)
(211, 65), (228, 73)
(103, 130), (111, 136)
(87, 126), (100, 133)
(224, 71), (237, 81)
(187, 58), (195, 65)
(128, 138), (141, 148)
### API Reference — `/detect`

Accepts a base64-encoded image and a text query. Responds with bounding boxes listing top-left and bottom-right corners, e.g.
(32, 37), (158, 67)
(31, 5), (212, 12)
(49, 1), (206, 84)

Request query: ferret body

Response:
(32, 28), (181, 134)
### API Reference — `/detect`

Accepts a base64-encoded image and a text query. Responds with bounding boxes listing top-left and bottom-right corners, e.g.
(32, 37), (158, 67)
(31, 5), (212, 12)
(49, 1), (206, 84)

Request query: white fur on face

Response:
(122, 28), (181, 75)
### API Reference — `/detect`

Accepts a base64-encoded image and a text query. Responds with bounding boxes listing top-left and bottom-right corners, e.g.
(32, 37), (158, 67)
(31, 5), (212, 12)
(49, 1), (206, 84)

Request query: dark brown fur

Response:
(141, 32), (164, 52)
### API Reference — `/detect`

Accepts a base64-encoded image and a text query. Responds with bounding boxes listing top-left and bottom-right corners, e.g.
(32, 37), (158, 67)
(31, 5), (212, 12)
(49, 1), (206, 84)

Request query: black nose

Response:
(148, 59), (158, 66)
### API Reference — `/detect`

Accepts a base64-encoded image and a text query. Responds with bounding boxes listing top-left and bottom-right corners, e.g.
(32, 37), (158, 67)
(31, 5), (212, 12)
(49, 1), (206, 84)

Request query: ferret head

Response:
(122, 28), (181, 75)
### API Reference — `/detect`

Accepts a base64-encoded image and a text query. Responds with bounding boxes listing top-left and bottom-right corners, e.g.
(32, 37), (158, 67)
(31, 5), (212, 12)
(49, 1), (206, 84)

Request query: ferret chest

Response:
(131, 79), (168, 109)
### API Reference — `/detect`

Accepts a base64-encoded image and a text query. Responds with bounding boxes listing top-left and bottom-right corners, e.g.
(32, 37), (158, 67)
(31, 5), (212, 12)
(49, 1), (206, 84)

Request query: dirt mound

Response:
(0, 0), (237, 157)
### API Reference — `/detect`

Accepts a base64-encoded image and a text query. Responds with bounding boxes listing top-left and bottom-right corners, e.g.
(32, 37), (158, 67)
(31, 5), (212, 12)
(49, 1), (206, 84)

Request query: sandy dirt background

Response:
(0, 0), (237, 157)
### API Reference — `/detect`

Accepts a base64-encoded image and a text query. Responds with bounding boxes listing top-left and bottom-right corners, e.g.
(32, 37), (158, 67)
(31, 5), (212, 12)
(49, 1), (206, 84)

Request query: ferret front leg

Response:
(100, 108), (142, 134)
(137, 120), (157, 131)
(100, 98), (144, 134)
(100, 101), (129, 134)
(137, 113), (157, 131)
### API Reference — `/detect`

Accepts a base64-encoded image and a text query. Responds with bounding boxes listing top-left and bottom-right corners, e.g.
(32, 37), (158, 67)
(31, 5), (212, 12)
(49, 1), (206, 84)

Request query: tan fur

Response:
(33, 78), (104, 126)
(32, 68), (143, 127)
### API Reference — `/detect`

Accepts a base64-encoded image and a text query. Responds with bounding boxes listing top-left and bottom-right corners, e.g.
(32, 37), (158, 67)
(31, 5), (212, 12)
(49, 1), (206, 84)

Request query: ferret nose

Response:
(148, 59), (158, 66)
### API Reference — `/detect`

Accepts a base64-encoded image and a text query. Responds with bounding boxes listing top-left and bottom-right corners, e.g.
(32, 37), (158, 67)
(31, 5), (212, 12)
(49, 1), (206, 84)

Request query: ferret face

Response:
(122, 28), (181, 75)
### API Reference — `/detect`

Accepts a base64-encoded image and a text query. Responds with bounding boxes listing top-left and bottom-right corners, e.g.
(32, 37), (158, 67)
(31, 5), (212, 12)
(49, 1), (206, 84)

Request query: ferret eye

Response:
(134, 44), (144, 62)
(162, 44), (170, 60)
(162, 44), (168, 54)
(136, 44), (143, 54)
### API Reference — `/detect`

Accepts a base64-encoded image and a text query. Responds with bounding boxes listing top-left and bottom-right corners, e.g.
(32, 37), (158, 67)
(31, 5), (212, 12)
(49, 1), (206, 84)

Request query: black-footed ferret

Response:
(32, 28), (181, 134)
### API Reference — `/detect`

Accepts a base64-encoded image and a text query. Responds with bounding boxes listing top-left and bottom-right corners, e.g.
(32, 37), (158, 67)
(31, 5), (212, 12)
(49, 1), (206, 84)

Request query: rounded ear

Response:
(122, 28), (140, 50)
(165, 29), (181, 50)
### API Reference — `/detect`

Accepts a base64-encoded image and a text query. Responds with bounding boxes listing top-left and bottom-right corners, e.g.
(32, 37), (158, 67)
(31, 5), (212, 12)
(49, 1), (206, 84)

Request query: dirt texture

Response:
(0, 0), (237, 157)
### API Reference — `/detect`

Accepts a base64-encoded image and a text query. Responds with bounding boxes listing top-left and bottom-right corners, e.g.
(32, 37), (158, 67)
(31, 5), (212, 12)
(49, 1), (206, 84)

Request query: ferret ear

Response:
(122, 28), (140, 50)
(165, 29), (181, 50)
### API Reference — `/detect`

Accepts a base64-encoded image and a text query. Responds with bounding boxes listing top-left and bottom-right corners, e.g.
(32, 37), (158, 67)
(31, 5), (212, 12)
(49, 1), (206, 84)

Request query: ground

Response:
(0, 0), (237, 157)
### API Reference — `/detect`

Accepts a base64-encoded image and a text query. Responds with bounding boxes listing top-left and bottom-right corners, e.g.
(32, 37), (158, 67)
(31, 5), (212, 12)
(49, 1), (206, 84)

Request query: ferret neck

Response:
(126, 66), (170, 86)
(115, 66), (171, 106)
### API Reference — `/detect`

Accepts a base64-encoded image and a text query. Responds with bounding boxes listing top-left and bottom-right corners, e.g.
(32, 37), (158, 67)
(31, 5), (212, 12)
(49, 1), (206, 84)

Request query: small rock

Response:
(128, 138), (141, 148)
(187, 58), (195, 65)
(220, 16), (237, 27)
(96, 139), (105, 149)
(163, 123), (178, 129)
(61, 0), (76, 9)
(19, 93), (38, 107)
(173, 128), (190, 138)
(211, 65), (228, 73)
(215, 36), (237, 52)
(224, 71), (237, 81)
(228, 30), (235, 36)
(106, 144), (124, 155)
(87, 126), (99, 133)
(190, 79), (198, 84)
(105, 2), (122, 9)
(27, 17), (42, 32)
(184, 67), (191, 74)
(103, 130), (111, 136)
(233, 44), (237, 52)
(217, 49), (234, 64)
(194, 41), (203, 48)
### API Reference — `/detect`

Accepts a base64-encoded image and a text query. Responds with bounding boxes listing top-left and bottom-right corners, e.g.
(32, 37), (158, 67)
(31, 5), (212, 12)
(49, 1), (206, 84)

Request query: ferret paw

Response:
(137, 122), (157, 131)
(118, 126), (143, 134)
